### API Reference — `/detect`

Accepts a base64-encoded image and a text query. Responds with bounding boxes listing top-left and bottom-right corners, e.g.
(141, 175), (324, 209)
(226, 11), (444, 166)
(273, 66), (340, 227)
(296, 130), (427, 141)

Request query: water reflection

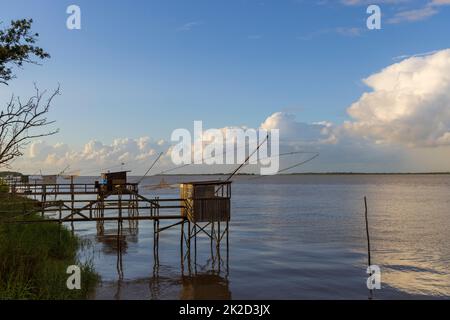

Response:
(94, 218), (231, 300)
(361, 186), (450, 298)
(148, 257), (231, 300)
(180, 273), (231, 300)
(81, 175), (450, 299)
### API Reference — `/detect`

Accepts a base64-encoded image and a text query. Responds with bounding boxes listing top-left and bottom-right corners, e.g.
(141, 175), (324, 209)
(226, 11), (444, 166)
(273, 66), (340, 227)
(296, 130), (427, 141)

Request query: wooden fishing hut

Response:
(98, 171), (131, 193)
(178, 180), (231, 258)
(179, 180), (231, 223)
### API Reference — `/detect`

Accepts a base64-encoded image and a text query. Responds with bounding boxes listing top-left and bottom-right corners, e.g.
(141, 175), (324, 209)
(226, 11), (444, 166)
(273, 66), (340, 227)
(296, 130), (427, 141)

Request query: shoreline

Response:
(0, 193), (99, 299)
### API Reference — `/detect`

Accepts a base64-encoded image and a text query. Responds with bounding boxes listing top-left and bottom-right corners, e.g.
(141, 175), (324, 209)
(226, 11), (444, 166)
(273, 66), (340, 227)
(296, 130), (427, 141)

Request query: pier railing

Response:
(8, 182), (138, 195)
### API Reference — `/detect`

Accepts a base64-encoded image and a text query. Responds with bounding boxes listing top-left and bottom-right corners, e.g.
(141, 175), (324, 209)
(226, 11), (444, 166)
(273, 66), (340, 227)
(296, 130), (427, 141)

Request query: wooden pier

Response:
(4, 172), (231, 277)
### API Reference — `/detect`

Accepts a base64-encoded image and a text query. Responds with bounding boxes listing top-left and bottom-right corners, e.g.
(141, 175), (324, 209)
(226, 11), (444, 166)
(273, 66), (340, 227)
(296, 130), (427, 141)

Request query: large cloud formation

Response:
(15, 137), (169, 175)
(13, 113), (338, 174)
(344, 49), (450, 147)
(9, 49), (450, 174)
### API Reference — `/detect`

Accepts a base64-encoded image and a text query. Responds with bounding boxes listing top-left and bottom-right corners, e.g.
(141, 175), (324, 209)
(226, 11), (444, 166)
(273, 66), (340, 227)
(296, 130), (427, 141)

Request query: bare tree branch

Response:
(0, 85), (59, 167)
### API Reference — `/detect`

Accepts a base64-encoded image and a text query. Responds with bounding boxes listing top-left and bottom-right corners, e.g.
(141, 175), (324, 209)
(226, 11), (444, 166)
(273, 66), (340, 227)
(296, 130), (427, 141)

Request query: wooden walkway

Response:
(4, 180), (230, 279)
(7, 182), (186, 224)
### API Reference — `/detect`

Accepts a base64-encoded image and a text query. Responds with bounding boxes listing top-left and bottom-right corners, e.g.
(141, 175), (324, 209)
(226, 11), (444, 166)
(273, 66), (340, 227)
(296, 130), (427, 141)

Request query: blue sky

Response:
(2, 0), (450, 173)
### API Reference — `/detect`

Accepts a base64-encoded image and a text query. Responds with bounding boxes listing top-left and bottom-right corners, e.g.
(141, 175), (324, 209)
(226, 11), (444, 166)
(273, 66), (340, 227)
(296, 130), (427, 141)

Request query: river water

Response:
(69, 174), (450, 299)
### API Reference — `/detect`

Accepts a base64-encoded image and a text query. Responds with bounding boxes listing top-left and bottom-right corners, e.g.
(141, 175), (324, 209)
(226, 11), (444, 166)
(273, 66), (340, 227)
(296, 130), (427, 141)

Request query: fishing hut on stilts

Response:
(94, 171), (140, 239)
(178, 180), (231, 273)
(4, 170), (232, 278)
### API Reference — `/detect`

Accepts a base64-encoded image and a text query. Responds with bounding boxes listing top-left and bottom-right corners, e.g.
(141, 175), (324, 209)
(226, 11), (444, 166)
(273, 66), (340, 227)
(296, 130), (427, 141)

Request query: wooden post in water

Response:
(187, 220), (191, 262)
(364, 196), (371, 267)
(118, 189), (122, 251)
(180, 219), (184, 267)
(217, 221), (221, 249)
(116, 187), (124, 279)
(70, 176), (75, 233)
(153, 219), (157, 261)
(364, 196), (373, 300)
(210, 221), (214, 253)
(226, 221), (230, 277)
(193, 223), (198, 273)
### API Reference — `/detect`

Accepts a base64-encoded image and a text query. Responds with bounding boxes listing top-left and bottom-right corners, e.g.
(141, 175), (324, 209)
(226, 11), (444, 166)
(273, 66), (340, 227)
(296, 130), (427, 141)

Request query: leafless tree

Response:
(0, 85), (59, 167)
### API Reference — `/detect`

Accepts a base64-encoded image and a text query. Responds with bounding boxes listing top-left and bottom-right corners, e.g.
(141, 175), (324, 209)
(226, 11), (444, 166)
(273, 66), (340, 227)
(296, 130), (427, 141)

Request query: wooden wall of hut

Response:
(180, 181), (231, 223)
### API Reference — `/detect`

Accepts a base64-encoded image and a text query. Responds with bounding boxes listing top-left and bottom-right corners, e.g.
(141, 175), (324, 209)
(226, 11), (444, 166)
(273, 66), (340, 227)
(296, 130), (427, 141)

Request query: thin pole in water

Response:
(364, 196), (371, 267)
(364, 196), (373, 300)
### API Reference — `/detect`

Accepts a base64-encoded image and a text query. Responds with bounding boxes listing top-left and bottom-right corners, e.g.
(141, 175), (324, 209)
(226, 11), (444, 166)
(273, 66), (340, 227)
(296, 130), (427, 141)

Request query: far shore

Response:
(2, 171), (450, 178)
(138, 172), (450, 176)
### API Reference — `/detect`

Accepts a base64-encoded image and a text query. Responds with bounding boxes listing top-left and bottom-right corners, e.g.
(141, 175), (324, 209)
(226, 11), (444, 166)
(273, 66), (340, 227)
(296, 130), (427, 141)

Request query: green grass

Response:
(0, 193), (99, 299)
(0, 178), (8, 193)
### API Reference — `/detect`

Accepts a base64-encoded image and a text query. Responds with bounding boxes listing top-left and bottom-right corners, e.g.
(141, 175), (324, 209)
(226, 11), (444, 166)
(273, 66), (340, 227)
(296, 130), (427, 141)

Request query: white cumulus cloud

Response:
(261, 112), (336, 145)
(14, 137), (169, 175)
(344, 49), (450, 148)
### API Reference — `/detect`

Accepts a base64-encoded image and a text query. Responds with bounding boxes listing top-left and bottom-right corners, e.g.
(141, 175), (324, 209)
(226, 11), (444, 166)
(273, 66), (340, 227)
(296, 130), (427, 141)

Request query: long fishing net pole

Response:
(277, 152), (319, 174)
(137, 152), (163, 184)
(243, 152), (320, 181)
(145, 151), (318, 189)
(156, 137), (271, 176)
(223, 133), (269, 182)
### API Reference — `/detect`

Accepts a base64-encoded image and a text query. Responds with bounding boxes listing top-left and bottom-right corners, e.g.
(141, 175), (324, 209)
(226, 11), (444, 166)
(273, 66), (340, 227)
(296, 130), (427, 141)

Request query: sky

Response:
(1, 0), (450, 174)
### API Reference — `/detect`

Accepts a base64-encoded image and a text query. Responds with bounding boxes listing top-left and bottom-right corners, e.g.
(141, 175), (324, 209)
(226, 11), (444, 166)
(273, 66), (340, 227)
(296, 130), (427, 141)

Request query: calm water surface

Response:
(70, 174), (450, 299)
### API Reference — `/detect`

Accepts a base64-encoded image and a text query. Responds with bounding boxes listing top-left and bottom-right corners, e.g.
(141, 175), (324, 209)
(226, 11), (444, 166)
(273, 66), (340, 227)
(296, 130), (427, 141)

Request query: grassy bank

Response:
(0, 191), (99, 299)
